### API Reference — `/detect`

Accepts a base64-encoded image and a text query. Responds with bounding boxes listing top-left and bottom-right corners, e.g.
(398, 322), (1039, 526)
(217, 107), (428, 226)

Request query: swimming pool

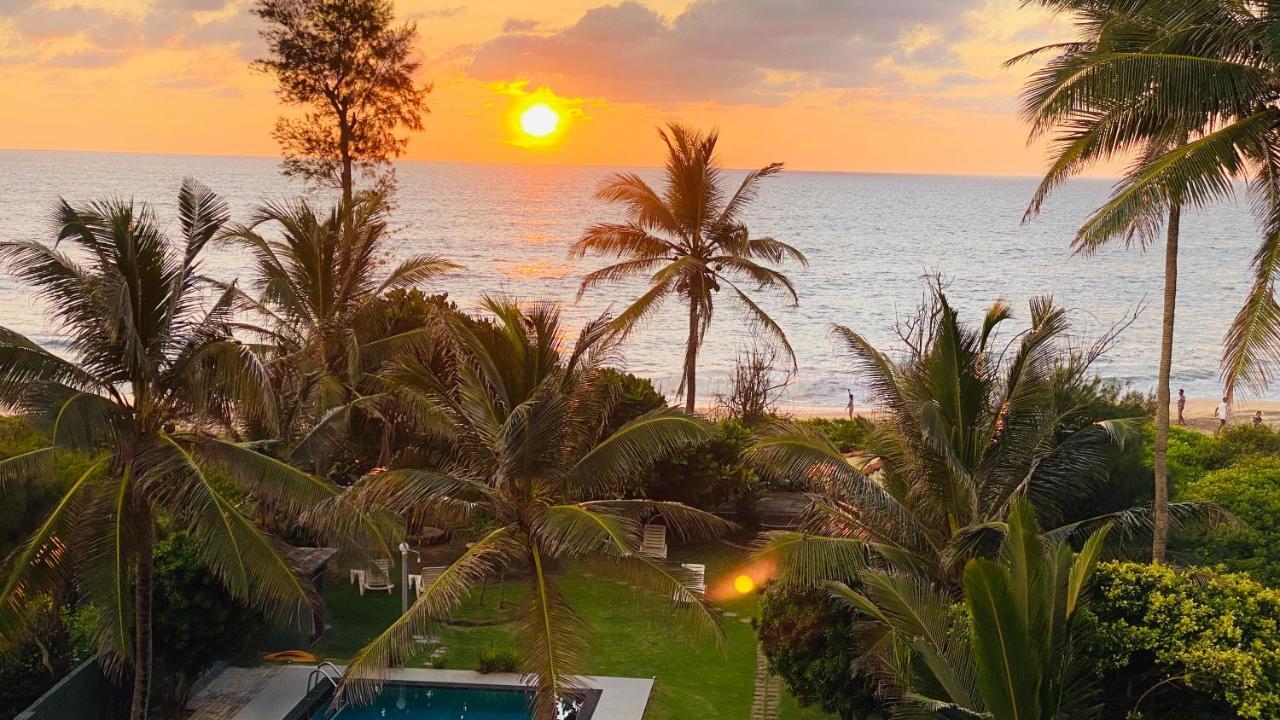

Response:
(283, 680), (601, 720)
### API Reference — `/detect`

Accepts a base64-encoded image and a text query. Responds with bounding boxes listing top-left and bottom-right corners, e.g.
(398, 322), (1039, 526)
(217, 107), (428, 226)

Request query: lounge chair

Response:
(674, 563), (706, 603)
(409, 566), (447, 598)
(639, 523), (668, 559)
(358, 559), (395, 596)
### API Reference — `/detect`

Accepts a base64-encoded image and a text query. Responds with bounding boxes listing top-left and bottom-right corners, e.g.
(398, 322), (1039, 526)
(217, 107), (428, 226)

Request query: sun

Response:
(519, 103), (560, 138)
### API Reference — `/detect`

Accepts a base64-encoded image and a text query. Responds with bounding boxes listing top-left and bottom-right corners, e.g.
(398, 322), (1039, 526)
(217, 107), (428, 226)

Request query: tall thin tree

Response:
(572, 124), (806, 413)
(1009, 0), (1239, 561)
(253, 0), (431, 205)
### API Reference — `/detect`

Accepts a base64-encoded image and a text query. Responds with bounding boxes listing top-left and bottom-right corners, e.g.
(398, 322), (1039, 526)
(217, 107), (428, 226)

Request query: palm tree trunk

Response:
(378, 415), (395, 467)
(684, 301), (699, 414)
(1151, 203), (1180, 563)
(130, 504), (155, 720)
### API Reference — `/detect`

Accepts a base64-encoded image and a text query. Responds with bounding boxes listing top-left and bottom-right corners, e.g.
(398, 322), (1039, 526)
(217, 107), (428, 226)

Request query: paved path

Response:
(187, 666), (283, 720)
(751, 643), (781, 720)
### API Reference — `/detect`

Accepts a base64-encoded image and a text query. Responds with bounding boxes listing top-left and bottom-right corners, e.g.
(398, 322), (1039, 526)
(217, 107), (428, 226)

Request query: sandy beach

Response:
(766, 397), (1280, 433)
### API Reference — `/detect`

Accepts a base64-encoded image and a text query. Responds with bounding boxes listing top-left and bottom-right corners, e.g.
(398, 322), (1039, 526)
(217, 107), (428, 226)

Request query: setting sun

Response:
(519, 103), (560, 138)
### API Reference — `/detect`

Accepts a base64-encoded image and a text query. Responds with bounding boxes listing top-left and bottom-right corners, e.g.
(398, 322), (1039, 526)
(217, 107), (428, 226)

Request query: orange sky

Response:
(0, 0), (1087, 175)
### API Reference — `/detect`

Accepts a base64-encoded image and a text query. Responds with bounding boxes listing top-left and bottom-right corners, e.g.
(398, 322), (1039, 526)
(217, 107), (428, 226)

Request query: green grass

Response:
(310, 540), (835, 719)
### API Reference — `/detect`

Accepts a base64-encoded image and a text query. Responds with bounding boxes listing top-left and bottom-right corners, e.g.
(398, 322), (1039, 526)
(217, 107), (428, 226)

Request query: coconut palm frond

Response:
(146, 434), (318, 627)
(755, 531), (870, 586)
(0, 446), (61, 489)
(576, 500), (735, 543)
(375, 254), (461, 295)
(566, 409), (712, 496)
(520, 546), (591, 718)
(0, 457), (105, 642)
(574, 125), (796, 410)
(1044, 501), (1235, 555)
(338, 524), (522, 704)
(191, 436), (340, 515)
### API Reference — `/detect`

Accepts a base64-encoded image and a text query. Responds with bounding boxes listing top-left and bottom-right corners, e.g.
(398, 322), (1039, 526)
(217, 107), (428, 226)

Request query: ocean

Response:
(0, 149), (1267, 407)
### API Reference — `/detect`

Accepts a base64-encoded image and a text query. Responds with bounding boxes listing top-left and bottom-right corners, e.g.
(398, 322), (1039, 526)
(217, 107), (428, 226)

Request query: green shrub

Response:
(1034, 376), (1152, 524)
(599, 369), (667, 434)
(476, 645), (518, 674)
(637, 419), (758, 518)
(1160, 424), (1280, 583)
(758, 584), (885, 720)
(0, 417), (97, 556)
(0, 600), (98, 720)
(1165, 424), (1280, 488)
(152, 534), (266, 713)
(1178, 457), (1280, 584)
(1087, 561), (1280, 720)
(792, 417), (872, 454)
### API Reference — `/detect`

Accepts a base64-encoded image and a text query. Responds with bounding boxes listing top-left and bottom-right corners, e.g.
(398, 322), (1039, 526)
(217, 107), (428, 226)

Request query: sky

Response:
(0, 0), (1087, 175)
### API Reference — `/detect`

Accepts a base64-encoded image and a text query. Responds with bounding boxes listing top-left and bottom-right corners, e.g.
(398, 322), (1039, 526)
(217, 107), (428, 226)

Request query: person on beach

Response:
(1215, 396), (1231, 435)
(846, 389), (854, 420)
(1255, 410), (1264, 427)
(1176, 388), (1186, 426)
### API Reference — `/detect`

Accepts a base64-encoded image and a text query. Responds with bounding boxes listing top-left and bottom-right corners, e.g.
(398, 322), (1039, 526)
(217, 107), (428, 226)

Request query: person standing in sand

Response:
(1215, 396), (1231, 435)
(846, 389), (854, 420)
(1177, 388), (1186, 426)
(1255, 410), (1264, 427)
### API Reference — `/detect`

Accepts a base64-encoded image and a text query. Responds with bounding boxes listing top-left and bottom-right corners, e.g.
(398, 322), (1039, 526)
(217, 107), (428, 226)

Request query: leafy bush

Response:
(637, 419), (758, 519)
(599, 369), (667, 434)
(1049, 376), (1154, 523)
(792, 417), (872, 454)
(1178, 457), (1280, 585)
(1165, 424), (1280, 487)
(1161, 424), (1280, 582)
(758, 584), (884, 720)
(152, 534), (266, 714)
(0, 417), (97, 556)
(475, 645), (519, 674)
(1087, 561), (1280, 720)
(0, 600), (98, 720)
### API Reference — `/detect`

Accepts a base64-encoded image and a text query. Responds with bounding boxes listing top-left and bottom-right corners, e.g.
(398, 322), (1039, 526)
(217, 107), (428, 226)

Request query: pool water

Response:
(302, 683), (592, 720)
(317, 686), (530, 719)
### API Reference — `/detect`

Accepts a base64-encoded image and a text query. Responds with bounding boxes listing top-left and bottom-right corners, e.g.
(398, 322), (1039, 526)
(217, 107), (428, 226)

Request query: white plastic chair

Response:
(358, 559), (395, 596)
(411, 566), (447, 598)
(639, 524), (668, 559)
(674, 563), (706, 603)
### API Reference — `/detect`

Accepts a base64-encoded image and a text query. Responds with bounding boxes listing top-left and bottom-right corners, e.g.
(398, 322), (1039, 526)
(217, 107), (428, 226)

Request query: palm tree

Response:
(336, 296), (731, 718)
(833, 500), (1108, 720)
(0, 180), (343, 719)
(1012, 0), (1280, 561)
(218, 191), (459, 462)
(571, 124), (807, 413)
(747, 285), (1211, 587)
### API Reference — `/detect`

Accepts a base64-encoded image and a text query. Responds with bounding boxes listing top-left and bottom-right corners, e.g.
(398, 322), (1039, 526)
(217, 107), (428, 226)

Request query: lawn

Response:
(311, 539), (834, 720)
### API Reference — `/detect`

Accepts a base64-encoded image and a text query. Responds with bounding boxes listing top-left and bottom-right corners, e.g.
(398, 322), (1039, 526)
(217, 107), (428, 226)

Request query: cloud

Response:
(410, 5), (466, 20)
(468, 0), (983, 105)
(47, 48), (130, 68)
(937, 71), (985, 86)
(0, 0), (35, 16)
(502, 17), (539, 33)
(183, 4), (264, 60)
(1, 0), (260, 67)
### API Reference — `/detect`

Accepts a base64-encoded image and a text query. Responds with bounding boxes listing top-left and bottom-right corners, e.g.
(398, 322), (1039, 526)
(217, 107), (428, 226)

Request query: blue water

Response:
(0, 149), (1272, 404)
(317, 685), (531, 719)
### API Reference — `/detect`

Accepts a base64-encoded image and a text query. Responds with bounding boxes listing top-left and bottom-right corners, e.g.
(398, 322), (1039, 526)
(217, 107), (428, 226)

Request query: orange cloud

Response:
(468, 0), (982, 106)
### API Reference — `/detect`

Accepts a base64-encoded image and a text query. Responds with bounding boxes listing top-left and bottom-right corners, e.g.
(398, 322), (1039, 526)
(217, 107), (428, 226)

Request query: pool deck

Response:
(187, 664), (654, 720)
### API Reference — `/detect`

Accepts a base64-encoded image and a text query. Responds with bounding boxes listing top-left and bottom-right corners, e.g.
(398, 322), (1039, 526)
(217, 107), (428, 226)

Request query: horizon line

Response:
(0, 144), (1122, 183)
